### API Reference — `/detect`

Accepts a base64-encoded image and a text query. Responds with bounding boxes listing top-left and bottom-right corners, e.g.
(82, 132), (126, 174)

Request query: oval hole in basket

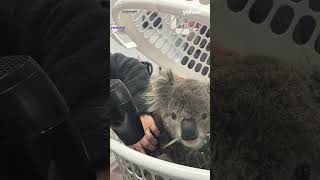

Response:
(200, 39), (208, 48)
(202, 66), (209, 75)
(168, 48), (178, 59)
(174, 51), (184, 62)
(143, 28), (154, 38)
(249, 0), (273, 24)
(200, 53), (208, 62)
(122, 159), (129, 165)
(227, 0), (249, 12)
(271, 6), (294, 34)
(161, 42), (171, 54)
(291, 0), (303, 2)
(309, 0), (320, 12)
(293, 15), (316, 45)
(193, 36), (201, 45)
(168, 33), (177, 44)
(187, 32), (195, 41)
(139, 15), (147, 24)
(133, 165), (143, 179)
(194, 49), (201, 59)
(188, 60), (196, 69)
(206, 42), (210, 52)
(181, 56), (189, 65)
(314, 33), (320, 54)
(149, 12), (158, 21)
(193, 23), (201, 30)
(187, 46), (195, 55)
(126, 164), (134, 174)
(157, 26), (164, 34)
(164, 15), (173, 24)
(207, 56), (211, 65)
(155, 175), (164, 180)
(153, 17), (162, 28)
(149, 33), (160, 44)
(182, 42), (189, 52)
(155, 38), (165, 48)
(162, 28), (171, 39)
(143, 169), (152, 179)
(175, 38), (183, 47)
(205, 29), (210, 38)
(200, 25), (208, 35)
(195, 63), (202, 72)
(142, 21), (149, 29)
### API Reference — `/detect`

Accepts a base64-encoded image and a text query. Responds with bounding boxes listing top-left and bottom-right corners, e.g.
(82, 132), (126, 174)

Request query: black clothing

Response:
(0, 0), (150, 171)
(110, 53), (150, 115)
(0, 0), (108, 170)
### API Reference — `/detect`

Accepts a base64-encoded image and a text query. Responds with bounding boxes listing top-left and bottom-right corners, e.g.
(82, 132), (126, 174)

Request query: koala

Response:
(212, 54), (320, 180)
(144, 70), (210, 169)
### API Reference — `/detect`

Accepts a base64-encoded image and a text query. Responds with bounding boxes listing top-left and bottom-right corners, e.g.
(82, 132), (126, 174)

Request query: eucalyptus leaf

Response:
(162, 137), (180, 149)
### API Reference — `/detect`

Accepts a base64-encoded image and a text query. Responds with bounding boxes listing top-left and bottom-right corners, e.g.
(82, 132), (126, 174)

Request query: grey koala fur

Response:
(144, 70), (210, 169)
(212, 54), (320, 180)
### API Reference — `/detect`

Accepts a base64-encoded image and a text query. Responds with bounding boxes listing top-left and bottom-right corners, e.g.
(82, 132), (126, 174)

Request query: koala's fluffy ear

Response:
(158, 69), (176, 86)
(144, 69), (176, 113)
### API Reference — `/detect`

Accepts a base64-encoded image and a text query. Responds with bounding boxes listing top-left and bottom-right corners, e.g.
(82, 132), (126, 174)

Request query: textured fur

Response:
(212, 55), (320, 180)
(144, 70), (210, 169)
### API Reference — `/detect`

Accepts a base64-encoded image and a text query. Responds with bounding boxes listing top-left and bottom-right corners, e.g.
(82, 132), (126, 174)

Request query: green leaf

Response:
(162, 137), (180, 149)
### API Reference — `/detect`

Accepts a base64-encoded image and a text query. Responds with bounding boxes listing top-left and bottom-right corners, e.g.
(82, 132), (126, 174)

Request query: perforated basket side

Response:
(213, 0), (320, 65)
(110, 130), (210, 180)
(112, 0), (210, 82)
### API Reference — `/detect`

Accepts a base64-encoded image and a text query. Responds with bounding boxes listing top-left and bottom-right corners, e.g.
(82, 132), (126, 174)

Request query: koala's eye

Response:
(202, 113), (208, 120)
(171, 112), (177, 120)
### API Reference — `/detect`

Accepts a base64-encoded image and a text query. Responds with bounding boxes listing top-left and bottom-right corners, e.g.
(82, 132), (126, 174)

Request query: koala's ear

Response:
(144, 69), (176, 113)
(158, 69), (176, 86)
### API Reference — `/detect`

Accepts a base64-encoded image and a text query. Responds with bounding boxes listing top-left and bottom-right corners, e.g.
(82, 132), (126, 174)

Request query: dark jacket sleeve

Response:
(0, 0), (107, 108)
(110, 53), (150, 114)
(0, 0), (108, 170)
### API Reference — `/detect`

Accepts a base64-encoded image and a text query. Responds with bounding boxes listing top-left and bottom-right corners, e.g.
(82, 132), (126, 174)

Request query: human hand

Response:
(131, 114), (160, 153)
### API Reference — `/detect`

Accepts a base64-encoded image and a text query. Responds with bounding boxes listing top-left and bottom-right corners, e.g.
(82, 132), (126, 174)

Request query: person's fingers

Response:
(145, 129), (158, 145)
(176, 75), (184, 80)
(148, 122), (160, 137)
(138, 143), (146, 154)
(132, 142), (145, 154)
(141, 115), (160, 137)
(140, 136), (156, 151)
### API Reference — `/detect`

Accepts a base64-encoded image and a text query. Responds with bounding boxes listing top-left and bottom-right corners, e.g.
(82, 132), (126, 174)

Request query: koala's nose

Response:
(181, 118), (198, 140)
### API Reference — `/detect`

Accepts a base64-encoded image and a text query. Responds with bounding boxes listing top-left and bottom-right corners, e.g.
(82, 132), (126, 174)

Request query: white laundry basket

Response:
(110, 130), (210, 180)
(213, 0), (320, 65)
(111, 0), (210, 180)
(112, 0), (210, 82)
